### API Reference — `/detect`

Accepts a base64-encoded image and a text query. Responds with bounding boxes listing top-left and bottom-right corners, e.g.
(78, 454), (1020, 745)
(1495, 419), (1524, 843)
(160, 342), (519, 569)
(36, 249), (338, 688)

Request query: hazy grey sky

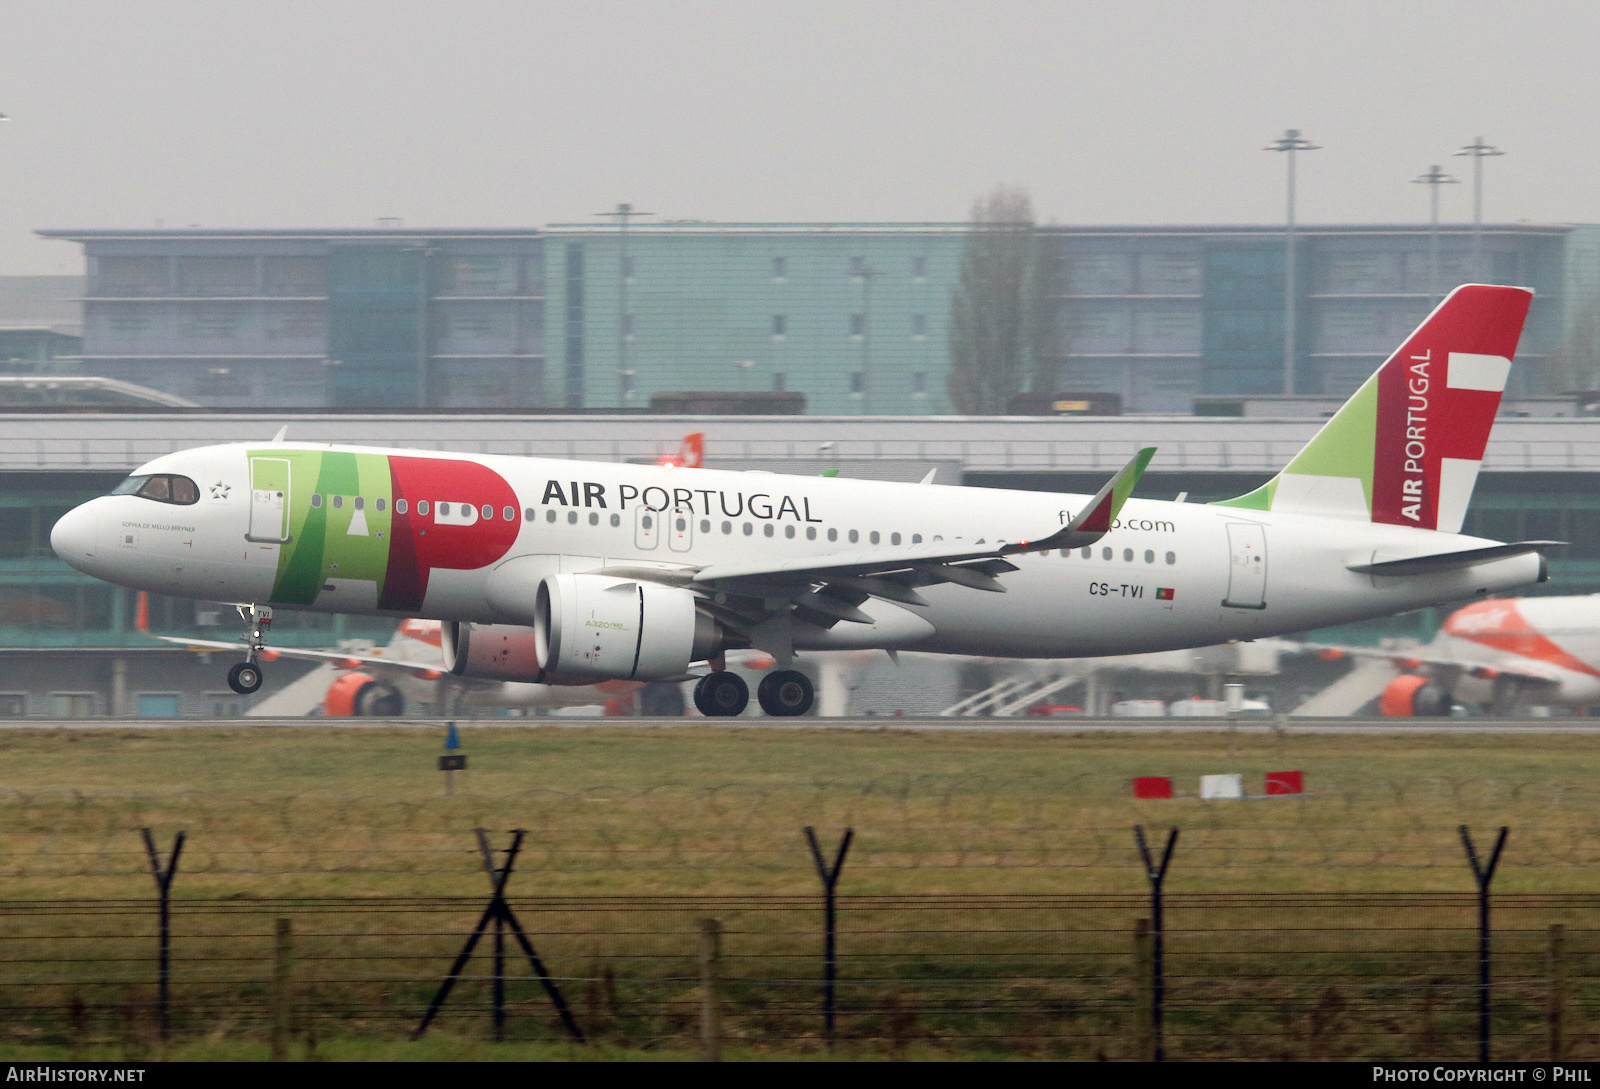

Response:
(2, 0), (1597, 275)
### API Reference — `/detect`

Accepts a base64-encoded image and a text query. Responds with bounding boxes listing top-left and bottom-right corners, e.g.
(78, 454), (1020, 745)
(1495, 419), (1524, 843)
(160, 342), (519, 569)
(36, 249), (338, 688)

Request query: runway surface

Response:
(9, 715), (1600, 734)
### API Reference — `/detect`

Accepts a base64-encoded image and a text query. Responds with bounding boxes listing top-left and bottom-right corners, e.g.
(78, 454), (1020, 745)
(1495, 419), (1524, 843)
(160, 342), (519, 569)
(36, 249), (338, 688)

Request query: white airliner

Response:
(1306, 595), (1600, 716)
(51, 285), (1555, 717)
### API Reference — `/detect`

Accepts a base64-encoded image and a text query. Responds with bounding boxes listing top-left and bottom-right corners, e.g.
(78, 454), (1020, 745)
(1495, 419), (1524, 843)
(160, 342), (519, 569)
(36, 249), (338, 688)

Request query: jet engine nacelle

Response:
(1378, 674), (1452, 717)
(441, 621), (564, 684)
(536, 573), (724, 682)
(323, 672), (405, 717)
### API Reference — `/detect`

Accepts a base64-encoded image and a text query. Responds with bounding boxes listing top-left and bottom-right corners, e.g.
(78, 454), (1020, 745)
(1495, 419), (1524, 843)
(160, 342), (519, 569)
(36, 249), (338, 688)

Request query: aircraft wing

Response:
(597, 447), (1155, 624)
(149, 635), (447, 678)
(1297, 640), (1562, 687)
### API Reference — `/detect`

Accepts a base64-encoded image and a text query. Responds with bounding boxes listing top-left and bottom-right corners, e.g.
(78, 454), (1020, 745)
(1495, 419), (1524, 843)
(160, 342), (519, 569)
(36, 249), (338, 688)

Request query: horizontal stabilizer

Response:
(1348, 540), (1562, 577)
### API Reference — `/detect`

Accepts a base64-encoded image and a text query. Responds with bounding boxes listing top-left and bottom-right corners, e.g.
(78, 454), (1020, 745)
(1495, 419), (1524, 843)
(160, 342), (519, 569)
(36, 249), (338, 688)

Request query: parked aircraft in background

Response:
(151, 615), (697, 716)
(1305, 595), (1600, 716)
(52, 286), (1554, 717)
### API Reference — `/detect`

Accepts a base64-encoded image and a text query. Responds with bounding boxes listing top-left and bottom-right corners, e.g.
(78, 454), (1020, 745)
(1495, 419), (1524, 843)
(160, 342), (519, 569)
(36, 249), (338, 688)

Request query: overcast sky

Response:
(2, 0), (1597, 275)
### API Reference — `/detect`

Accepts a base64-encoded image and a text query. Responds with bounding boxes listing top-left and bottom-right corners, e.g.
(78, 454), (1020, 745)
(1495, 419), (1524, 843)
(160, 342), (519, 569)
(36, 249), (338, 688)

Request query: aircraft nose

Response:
(50, 504), (98, 568)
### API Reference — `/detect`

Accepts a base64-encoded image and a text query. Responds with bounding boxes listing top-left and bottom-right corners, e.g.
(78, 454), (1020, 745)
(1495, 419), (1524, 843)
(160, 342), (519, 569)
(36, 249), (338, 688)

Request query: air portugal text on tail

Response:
(50, 283), (1554, 717)
(1219, 285), (1532, 534)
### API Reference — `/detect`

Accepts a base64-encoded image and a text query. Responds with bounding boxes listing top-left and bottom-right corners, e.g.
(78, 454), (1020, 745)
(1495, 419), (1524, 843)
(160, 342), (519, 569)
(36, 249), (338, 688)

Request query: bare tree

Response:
(947, 187), (1054, 414)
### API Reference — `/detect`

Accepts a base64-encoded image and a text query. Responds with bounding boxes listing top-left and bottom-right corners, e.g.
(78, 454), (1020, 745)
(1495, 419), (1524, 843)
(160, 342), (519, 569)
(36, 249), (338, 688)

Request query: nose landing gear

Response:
(226, 604), (273, 695)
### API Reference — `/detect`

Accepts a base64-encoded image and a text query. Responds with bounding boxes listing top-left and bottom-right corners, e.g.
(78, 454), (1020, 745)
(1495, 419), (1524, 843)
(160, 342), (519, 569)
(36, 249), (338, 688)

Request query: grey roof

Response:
(3, 412), (1598, 476)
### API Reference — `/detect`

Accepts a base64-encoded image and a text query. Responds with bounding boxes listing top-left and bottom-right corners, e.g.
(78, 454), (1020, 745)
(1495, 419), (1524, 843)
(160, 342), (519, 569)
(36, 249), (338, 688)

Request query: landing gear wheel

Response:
(694, 672), (749, 717)
(227, 661), (263, 695)
(757, 669), (814, 717)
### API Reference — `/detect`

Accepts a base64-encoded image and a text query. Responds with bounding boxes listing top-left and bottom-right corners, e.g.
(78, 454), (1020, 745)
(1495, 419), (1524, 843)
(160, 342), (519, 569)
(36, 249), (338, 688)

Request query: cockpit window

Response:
(112, 474), (200, 506)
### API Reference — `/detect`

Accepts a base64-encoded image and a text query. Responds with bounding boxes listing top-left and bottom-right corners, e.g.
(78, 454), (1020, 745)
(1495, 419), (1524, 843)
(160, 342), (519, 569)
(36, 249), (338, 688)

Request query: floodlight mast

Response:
(1264, 129), (1320, 396)
(1412, 165), (1459, 305)
(1454, 137), (1504, 282)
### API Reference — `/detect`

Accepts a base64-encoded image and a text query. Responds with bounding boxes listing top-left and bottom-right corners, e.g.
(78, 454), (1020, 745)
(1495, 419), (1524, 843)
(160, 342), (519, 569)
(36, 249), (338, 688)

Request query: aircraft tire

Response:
(757, 669), (814, 717)
(228, 661), (263, 695)
(694, 672), (748, 717)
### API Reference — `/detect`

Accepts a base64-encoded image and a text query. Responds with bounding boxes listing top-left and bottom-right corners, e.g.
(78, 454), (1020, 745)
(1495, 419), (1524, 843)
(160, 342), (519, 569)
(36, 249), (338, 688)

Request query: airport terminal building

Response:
(36, 220), (1600, 415)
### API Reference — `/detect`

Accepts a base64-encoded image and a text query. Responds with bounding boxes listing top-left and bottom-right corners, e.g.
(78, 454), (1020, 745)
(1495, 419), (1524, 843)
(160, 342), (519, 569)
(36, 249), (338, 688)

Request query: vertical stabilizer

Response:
(1215, 284), (1532, 531)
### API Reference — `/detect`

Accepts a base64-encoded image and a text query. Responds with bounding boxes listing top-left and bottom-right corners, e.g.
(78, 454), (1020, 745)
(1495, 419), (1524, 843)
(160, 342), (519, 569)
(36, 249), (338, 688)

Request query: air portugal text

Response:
(1401, 349), (1431, 523)
(540, 479), (824, 523)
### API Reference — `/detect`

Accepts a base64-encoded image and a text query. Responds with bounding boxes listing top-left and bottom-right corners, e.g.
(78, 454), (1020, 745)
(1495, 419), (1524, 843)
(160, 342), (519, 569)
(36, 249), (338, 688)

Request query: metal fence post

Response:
(699, 918), (722, 1062)
(804, 826), (854, 1049)
(271, 918), (292, 1061)
(140, 828), (185, 1043)
(1134, 825), (1178, 1062)
(1548, 922), (1565, 1062)
(1133, 917), (1153, 1061)
(1460, 825), (1508, 1064)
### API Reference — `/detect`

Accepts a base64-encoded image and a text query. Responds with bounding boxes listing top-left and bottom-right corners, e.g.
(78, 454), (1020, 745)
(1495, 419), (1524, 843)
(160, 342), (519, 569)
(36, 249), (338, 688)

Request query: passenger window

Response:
(849, 530), (859, 543)
(722, 521), (732, 534)
(1166, 551), (1176, 565)
(828, 528), (838, 542)
(890, 532), (901, 545)
(1123, 548), (1133, 562)
(641, 514), (653, 530)
(375, 498), (385, 512)
(1080, 547), (1091, 559)
(743, 523), (753, 536)
(870, 531), (880, 544)
(912, 534), (922, 544)
(438, 502), (449, 515)
(1145, 550), (1155, 563)
(568, 510), (578, 524)
(417, 501), (429, 515)
(806, 527), (816, 540)
(546, 509), (556, 523)
(785, 525), (795, 539)
(610, 513), (621, 527)
(354, 496), (364, 510)
(504, 506), (515, 521)
(1101, 546), (1112, 560)
(483, 504), (494, 519)
(589, 512), (599, 526)
(764, 524), (775, 537)
(333, 495), (344, 510)
(700, 519), (710, 533)
(396, 499), (408, 515)
(524, 508), (535, 521)
(310, 494), (323, 509)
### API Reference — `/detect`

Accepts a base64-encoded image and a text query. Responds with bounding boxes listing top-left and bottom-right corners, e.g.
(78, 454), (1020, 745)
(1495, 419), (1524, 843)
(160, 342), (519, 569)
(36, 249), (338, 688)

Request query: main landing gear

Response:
(693, 668), (815, 717)
(226, 604), (272, 696)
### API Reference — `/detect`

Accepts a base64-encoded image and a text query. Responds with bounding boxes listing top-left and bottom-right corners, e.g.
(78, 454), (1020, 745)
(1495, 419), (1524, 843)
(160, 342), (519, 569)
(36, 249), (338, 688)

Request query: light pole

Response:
(1454, 137), (1504, 282)
(596, 203), (653, 406)
(1411, 165), (1458, 305)
(1264, 129), (1319, 396)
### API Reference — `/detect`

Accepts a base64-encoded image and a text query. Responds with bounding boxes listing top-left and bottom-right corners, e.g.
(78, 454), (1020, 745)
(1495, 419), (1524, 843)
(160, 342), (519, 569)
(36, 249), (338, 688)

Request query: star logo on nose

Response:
(210, 481), (231, 499)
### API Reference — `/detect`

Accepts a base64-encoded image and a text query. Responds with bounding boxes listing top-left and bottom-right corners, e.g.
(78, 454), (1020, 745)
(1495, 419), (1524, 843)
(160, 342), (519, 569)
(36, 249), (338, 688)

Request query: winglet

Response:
(1005, 446), (1155, 553)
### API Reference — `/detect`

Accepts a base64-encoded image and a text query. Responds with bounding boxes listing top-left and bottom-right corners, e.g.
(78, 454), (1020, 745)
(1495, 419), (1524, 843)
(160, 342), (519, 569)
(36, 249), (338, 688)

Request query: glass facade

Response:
(37, 222), (1596, 414)
(51, 230), (546, 409)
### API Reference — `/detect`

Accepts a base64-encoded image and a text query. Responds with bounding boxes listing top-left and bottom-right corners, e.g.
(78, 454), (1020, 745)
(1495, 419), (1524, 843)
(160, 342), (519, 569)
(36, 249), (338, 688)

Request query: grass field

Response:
(0, 723), (1598, 1060)
(0, 723), (1597, 897)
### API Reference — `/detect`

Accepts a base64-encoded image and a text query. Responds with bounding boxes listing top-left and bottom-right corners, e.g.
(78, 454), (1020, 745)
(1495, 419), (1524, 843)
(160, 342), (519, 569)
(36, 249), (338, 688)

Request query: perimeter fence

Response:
(1, 774), (1599, 885)
(0, 824), (1596, 1061)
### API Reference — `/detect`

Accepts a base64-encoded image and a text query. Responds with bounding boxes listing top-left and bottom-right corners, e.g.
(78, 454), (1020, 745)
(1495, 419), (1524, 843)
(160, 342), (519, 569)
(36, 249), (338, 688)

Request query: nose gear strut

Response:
(226, 604), (273, 695)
